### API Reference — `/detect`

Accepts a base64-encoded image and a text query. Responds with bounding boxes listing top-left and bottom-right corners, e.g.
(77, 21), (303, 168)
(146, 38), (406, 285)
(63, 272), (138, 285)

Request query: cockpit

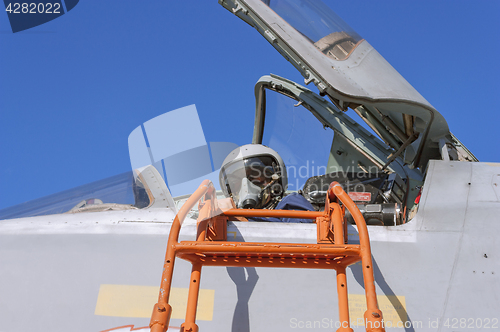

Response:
(252, 74), (416, 226)
(0, 78), (419, 226)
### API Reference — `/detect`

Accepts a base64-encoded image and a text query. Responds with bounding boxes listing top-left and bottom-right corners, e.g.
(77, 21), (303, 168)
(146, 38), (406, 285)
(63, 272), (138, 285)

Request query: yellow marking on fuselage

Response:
(348, 294), (407, 327)
(95, 284), (214, 320)
(228, 231), (237, 238)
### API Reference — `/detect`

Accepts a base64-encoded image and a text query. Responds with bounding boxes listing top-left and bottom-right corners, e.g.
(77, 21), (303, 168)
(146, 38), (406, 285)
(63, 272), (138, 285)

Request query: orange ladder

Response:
(150, 180), (385, 332)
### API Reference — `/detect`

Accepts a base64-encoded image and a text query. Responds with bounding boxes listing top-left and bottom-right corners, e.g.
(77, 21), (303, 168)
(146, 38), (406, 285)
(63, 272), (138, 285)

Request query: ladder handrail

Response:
(150, 180), (214, 332)
(328, 182), (383, 328)
(167, 179), (214, 244)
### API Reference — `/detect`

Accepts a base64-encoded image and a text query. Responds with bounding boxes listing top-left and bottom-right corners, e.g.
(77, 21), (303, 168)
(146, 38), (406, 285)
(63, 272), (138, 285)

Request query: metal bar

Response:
(403, 114), (414, 136)
(331, 202), (344, 245)
(373, 107), (409, 143)
(382, 133), (419, 171)
(175, 243), (361, 256)
(182, 262), (202, 332)
(354, 106), (401, 149)
(197, 191), (216, 242)
(252, 85), (266, 144)
(412, 107), (434, 169)
(223, 208), (324, 219)
(336, 267), (354, 332)
(328, 182), (385, 331)
(176, 253), (361, 270)
(439, 138), (450, 161)
(150, 180), (214, 332)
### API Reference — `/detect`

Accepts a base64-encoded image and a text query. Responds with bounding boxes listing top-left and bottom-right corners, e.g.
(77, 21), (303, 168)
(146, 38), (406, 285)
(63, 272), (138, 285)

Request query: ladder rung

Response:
(177, 252), (361, 269)
(176, 241), (361, 257)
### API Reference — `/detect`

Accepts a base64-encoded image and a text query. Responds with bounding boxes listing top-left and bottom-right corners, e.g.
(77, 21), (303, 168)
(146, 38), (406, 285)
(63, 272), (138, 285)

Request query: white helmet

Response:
(219, 144), (287, 209)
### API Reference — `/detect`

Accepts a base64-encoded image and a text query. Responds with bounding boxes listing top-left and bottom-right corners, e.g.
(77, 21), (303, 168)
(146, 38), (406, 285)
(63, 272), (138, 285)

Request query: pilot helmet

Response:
(219, 144), (287, 209)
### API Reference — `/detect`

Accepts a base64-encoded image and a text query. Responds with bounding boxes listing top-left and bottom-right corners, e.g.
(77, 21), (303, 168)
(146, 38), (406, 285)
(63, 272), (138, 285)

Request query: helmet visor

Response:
(220, 156), (280, 204)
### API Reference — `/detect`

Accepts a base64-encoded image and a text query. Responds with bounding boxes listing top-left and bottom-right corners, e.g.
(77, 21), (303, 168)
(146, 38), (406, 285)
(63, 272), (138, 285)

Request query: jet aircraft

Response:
(0, 1), (498, 332)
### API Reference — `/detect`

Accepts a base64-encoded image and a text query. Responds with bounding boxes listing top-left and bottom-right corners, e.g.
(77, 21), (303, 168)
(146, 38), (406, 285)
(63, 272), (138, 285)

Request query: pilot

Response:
(219, 144), (314, 222)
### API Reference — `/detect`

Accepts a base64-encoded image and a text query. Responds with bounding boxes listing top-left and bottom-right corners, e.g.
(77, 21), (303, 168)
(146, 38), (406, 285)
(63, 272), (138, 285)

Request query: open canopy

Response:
(220, 0), (476, 168)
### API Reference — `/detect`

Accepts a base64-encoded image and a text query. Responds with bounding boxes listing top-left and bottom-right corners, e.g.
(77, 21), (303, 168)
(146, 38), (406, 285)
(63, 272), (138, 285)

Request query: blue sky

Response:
(1, 0), (499, 210)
